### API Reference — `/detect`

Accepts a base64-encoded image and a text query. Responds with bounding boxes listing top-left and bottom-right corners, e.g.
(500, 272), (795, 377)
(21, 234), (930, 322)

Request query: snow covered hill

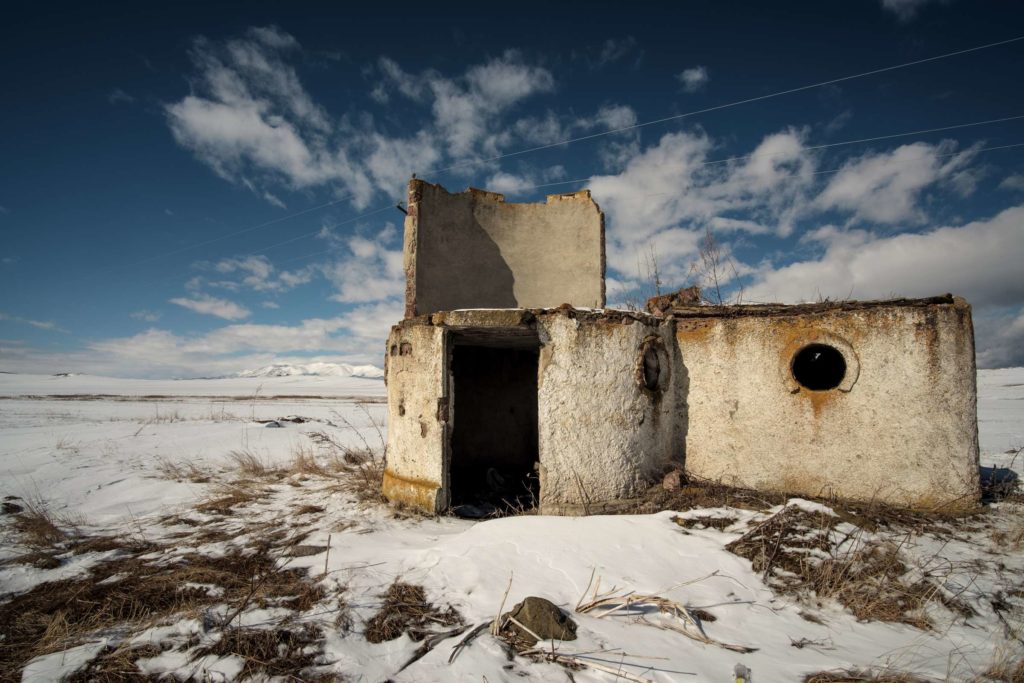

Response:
(235, 362), (384, 379)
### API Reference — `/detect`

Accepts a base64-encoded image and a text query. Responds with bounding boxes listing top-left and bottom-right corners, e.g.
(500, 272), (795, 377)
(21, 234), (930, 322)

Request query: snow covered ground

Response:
(1, 369), (1022, 682)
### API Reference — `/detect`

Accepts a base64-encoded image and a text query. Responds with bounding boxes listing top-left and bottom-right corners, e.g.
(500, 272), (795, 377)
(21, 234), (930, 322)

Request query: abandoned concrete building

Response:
(382, 179), (981, 515)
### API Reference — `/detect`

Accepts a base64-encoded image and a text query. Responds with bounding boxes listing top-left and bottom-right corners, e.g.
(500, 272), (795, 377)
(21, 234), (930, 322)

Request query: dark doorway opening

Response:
(449, 333), (539, 517)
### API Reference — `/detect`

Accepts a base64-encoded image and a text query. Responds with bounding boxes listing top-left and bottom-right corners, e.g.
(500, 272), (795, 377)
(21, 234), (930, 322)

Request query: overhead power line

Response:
(501, 115), (1024, 194)
(422, 34), (1024, 176)
(266, 140), (1024, 270)
(129, 192), (364, 268)
(119, 33), (1023, 272)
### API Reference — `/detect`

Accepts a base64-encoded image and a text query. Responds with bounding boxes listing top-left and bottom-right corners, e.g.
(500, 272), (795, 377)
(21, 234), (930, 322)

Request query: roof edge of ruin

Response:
(391, 306), (669, 330)
(657, 294), (963, 320)
(409, 177), (596, 209)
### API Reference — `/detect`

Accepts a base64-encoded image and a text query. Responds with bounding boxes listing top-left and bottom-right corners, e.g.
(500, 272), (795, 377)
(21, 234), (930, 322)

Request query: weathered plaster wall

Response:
(382, 309), (684, 514)
(536, 311), (685, 514)
(403, 180), (605, 317)
(382, 324), (448, 511)
(674, 297), (980, 510)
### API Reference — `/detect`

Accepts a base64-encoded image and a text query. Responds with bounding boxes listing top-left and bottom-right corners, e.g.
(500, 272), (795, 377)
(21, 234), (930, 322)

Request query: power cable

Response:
(115, 33), (1024, 271)
(497, 116), (1024, 195)
(421, 34), (1024, 176)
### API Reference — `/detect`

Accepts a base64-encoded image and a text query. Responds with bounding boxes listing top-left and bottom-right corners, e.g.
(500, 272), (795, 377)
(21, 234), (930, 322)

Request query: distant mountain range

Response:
(234, 362), (384, 379)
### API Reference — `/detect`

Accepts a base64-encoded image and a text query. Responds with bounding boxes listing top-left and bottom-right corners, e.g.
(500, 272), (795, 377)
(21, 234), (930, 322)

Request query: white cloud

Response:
(815, 141), (979, 224)
(593, 36), (638, 68)
(744, 205), (1024, 307)
(261, 301), (280, 309)
(169, 293), (251, 320)
(975, 308), (1024, 368)
(203, 254), (314, 293)
(677, 66), (709, 93)
(130, 310), (161, 322)
(168, 31), (605, 209)
(999, 174), (1024, 192)
(484, 166), (566, 195)
(881, 0), (943, 21)
(108, 88), (135, 105)
(588, 128), (816, 282)
(166, 28), (376, 207)
(319, 223), (404, 303)
(0, 312), (64, 332)
(1, 303), (398, 377)
(262, 191), (287, 208)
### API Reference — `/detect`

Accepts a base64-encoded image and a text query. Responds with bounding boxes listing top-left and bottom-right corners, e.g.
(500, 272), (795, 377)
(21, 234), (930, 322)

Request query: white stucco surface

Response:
(537, 313), (684, 513)
(675, 298), (980, 509)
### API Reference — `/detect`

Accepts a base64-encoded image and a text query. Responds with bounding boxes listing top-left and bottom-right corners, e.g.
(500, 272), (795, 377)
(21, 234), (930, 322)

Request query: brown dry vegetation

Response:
(5, 495), (78, 549)
(364, 581), (463, 644)
(0, 530), (328, 679)
(194, 481), (271, 515)
(192, 623), (339, 681)
(154, 457), (213, 483)
(803, 670), (931, 682)
(726, 506), (973, 629)
(671, 514), (738, 531)
(982, 655), (1024, 683)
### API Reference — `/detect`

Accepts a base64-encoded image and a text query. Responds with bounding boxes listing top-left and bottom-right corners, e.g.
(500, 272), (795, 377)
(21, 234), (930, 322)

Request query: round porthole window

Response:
(791, 344), (846, 391)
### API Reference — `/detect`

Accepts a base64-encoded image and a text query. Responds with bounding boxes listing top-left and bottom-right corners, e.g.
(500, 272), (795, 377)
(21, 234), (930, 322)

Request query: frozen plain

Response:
(0, 368), (1021, 682)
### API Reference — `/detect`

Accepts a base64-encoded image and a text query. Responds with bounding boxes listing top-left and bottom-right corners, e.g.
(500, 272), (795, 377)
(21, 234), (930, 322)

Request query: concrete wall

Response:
(536, 311), (685, 514)
(382, 323), (448, 511)
(403, 180), (605, 317)
(382, 308), (683, 514)
(673, 297), (980, 510)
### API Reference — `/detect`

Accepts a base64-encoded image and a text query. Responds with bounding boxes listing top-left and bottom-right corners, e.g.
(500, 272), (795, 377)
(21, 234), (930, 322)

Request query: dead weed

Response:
(364, 581), (462, 643)
(803, 670), (930, 682)
(726, 506), (971, 629)
(192, 623), (333, 681)
(0, 541), (326, 679)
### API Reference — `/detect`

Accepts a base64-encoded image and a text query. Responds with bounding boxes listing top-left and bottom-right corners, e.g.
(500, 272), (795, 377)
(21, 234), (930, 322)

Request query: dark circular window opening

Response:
(792, 344), (846, 391)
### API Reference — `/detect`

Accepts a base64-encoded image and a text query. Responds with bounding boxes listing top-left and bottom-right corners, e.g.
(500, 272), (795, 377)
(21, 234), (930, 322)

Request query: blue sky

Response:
(2, 0), (1023, 377)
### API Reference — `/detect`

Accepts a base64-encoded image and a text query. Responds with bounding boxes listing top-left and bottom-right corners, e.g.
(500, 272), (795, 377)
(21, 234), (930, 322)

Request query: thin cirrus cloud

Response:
(168, 293), (251, 320)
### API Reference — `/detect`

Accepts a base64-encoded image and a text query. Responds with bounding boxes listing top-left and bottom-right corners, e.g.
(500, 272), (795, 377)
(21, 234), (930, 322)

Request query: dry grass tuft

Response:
(289, 444), (332, 477)
(306, 430), (386, 506)
(982, 655), (1024, 682)
(364, 581), (463, 644)
(195, 482), (269, 515)
(226, 449), (281, 478)
(726, 505), (971, 629)
(192, 623), (329, 680)
(154, 457), (213, 483)
(638, 474), (789, 513)
(803, 670), (931, 682)
(65, 643), (164, 682)
(6, 496), (79, 550)
(991, 512), (1024, 550)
